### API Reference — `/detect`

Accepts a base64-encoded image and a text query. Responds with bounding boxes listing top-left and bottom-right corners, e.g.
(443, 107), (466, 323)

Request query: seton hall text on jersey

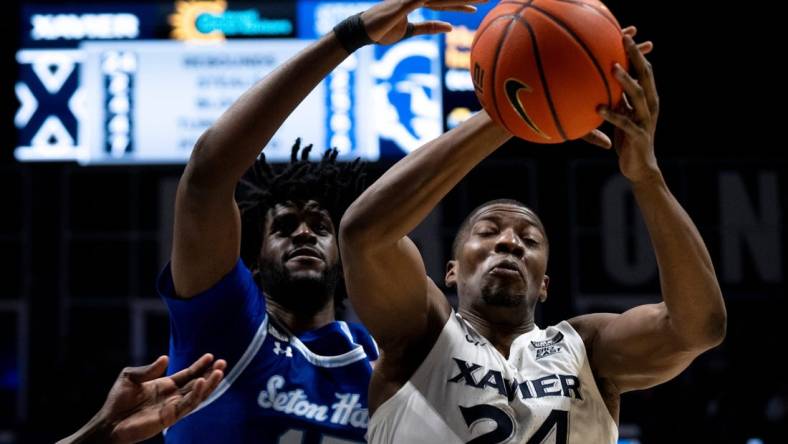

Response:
(257, 375), (368, 429)
(447, 358), (583, 402)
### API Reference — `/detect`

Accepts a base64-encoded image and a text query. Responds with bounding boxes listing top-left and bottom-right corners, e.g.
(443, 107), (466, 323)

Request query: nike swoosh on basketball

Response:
(505, 78), (550, 140)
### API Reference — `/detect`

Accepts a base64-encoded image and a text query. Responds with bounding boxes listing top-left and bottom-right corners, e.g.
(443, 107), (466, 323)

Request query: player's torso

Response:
(167, 316), (373, 444)
(369, 313), (618, 444)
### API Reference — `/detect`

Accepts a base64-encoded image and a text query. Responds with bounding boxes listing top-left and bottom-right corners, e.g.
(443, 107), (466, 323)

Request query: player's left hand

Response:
(107, 354), (225, 443)
(361, 0), (488, 45)
(602, 31), (660, 183)
(584, 28), (660, 183)
(59, 354), (226, 444)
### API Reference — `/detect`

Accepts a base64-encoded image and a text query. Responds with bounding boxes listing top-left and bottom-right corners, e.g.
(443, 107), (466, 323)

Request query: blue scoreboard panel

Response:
(14, 0), (485, 165)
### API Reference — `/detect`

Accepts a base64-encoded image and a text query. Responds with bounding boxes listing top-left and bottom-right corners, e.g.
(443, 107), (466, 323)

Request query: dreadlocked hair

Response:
(235, 138), (367, 271)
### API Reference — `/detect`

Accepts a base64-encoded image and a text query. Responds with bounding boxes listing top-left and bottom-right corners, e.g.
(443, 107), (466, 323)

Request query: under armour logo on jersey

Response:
(273, 341), (293, 358)
(531, 332), (564, 360)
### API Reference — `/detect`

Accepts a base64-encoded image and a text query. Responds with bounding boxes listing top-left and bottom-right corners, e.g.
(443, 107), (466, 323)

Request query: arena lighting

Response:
(170, 0), (294, 41)
(195, 9), (292, 36)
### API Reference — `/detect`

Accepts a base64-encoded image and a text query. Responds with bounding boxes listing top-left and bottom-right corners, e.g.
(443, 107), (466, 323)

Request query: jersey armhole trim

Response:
(558, 320), (619, 430)
(176, 313), (270, 420)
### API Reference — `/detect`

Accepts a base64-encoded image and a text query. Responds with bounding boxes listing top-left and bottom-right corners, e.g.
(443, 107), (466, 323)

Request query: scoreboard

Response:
(14, 0), (496, 165)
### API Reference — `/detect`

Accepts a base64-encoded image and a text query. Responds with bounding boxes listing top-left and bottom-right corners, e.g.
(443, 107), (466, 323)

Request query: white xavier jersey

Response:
(368, 312), (617, 444)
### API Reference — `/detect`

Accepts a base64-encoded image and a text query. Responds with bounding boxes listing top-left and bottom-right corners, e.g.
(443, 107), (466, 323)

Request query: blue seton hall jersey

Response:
(158, 259), (378, 443)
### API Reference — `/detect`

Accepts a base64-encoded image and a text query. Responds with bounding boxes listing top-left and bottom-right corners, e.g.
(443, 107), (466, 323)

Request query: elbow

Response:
(704, 305), (727, 348)
(182, 129), (217, 188)
(339, 198), (388, 256)
(180, 128), (235, 194)
(669, 292), (727, 353)
(338, 206), (369, 252)
(703, 288), (728, 348)
(684, 300), (728, 352)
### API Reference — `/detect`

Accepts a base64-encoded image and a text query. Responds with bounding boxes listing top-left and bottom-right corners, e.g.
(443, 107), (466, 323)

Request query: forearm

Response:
(57, 412), (113, 444)
(632, 173), (726, 347)
(341, 111), (510, 248)
(184, 32), (350, 191)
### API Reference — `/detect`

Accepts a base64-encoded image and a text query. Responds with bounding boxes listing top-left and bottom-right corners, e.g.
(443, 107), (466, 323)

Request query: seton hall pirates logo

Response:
(530, 332), (564, 360)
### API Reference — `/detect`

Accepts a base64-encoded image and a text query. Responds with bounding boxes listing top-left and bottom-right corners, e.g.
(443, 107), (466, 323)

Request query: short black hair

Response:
(451, 198), (547, 259)
(235, 138), (366, 270)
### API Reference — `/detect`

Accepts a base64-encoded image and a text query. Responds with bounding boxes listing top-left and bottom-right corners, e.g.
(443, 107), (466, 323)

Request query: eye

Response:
(315, 222), (331, 234)
(474, 223), (499, 236)
(523, 237), (540, 247)
(271, 217), (296, 236)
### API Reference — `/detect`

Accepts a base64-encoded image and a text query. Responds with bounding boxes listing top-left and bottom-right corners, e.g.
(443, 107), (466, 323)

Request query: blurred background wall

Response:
(1, 0), (784, 442)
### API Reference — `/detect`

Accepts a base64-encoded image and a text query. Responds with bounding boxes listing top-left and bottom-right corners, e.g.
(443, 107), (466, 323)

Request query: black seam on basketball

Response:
(529, 4), (612, 107)
(472, 15), (524, 127)
(471, 15), (519, 55)
(498, 0), (536, 6)
(553, 0), (620, 30)
(470, 1), (535, 55)
(488, 5), (531, 133)
(513, 11), (567, 141)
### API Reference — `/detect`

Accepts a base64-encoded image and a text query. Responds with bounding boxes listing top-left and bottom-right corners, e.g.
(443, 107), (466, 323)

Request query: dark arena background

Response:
(1, 0), (784, 442)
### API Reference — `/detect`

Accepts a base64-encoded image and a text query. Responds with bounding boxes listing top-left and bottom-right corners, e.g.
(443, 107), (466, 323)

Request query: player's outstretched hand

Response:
(58, 354), (226, 444)
(361, 0), (489, 45)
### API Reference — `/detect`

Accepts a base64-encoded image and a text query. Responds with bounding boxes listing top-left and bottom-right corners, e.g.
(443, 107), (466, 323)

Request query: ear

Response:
(538, 274), (550, 303)
(445, 260), (458, 288)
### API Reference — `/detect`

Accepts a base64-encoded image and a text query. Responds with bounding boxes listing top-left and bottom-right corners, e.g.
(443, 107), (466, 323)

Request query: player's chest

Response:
(230, 334), (372, 421)
(439, 343), (582, 405)
(422, 340), (589, 443)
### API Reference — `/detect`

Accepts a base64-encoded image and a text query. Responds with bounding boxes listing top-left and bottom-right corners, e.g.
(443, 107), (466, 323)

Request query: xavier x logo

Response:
(15, 50), (84, 160)
(504, 78), (550, 140)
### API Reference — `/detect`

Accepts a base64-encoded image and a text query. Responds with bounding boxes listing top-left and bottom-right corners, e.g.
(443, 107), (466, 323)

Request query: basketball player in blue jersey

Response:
(156, 0), (485, 442)
(340, 31), (728, 444)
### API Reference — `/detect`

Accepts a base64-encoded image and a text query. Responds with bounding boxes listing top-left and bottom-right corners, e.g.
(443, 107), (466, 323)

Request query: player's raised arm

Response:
(570, 34), (726, 393)
(170, 0), (458, 298)
(340, 110), (511, 348)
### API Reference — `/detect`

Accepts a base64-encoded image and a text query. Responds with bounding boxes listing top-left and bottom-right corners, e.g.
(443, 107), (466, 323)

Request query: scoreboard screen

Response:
(15, 0), (498, 164)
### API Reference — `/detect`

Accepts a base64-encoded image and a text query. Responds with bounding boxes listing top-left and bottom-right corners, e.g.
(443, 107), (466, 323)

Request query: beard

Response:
(256, 259), (340, 316)
(480, 279), (527, 307)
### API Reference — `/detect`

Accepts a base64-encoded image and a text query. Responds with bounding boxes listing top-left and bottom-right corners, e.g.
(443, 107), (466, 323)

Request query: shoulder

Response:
(566, 313), (619, 353)
(344, 321), (380, 360)
(159, 258), (258, 301)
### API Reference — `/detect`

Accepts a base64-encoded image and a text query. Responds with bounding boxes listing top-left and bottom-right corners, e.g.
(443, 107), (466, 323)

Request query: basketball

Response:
(470, 0), (628, 143)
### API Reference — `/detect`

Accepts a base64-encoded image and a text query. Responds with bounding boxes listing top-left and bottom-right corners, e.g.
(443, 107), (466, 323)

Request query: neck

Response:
(458, 305), (536, 358)
(266, 298), (335, 333)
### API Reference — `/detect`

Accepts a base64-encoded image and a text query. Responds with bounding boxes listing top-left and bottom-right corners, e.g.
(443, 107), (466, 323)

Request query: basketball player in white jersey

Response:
(339, 31), (727, 443)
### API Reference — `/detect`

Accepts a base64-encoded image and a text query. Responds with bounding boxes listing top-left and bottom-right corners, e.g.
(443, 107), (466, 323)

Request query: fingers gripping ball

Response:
(470, 0), (628, 143)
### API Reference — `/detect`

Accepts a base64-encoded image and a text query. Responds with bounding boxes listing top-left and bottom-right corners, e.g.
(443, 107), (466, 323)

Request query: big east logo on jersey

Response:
(531, 331), (564, 360)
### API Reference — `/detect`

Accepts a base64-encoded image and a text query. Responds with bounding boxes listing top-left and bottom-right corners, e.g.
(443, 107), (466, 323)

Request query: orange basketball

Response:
(470, 0), (628, 143)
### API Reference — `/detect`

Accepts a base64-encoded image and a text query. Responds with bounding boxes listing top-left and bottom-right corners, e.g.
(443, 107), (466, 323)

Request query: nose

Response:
(494, 228), (525, 258)
(292, 222), (317, 245)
